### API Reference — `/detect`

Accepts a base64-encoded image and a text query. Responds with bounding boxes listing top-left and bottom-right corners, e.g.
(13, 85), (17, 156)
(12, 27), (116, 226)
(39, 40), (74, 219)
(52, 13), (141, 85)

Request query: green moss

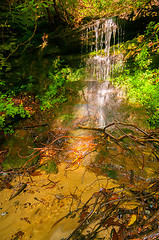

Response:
(2, 130), (38, 170)
(40, 160), (58, 174)
(103, 166), (118, 179)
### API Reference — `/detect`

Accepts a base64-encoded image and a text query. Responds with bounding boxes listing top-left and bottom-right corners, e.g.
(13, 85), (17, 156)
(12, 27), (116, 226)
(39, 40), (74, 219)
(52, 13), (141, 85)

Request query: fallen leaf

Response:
(46, 183), (56, 189)
(128, 214), (137, 226)
(109, 193), (119, 201)
(11, 231), (24, 240)
(21, 217), (31, 224)
(112, 228), (119, 240)
(5, 182), (13, 189)
(30, 171), (42, 176)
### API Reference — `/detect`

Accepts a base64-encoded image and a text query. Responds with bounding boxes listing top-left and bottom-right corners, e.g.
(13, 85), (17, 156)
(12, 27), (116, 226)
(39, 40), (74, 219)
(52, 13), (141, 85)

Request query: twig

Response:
(3, 21), (37, 62)
(146, 208), (159, 225)
(65, 191), (102, 240)
(9, 183), (27, 201)
(69, 187), (78, 212)
(140, 229), (159, 240)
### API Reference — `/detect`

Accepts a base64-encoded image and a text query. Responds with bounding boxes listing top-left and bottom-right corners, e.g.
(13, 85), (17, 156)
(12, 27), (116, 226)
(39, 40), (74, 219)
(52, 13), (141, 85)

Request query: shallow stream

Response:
(0, 18), (152, 240)
(0, 64), (149, 240)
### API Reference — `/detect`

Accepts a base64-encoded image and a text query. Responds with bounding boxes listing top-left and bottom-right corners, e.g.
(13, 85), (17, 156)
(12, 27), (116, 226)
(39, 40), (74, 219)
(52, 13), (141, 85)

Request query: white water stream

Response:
(81, 18), (123, 127)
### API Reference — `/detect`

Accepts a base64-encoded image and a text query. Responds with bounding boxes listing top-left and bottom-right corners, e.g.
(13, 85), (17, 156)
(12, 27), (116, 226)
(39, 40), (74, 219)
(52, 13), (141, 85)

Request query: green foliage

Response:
(14, 0), (52, 23)
(39, 58), (84, 110)
(135, 48), (151, 69)
(145, 21), (159, 42)
(113, 22), (159, 128)
(114, 69), (159, 126)
(41, 160), (58, 174)
(7, 0), (151, 28)
(0, 95), (30, 133)
(0, 51), (35, 133)
(0, 70), (32, 133)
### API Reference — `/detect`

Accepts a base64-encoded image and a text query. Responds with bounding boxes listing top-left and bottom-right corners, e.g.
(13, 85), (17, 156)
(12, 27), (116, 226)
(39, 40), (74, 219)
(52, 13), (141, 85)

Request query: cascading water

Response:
(81, 18), (123, 127)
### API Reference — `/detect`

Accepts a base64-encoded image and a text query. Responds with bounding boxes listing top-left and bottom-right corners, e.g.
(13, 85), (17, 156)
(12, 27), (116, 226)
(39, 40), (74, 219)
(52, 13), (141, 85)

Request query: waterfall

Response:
(81, 18), (123, 127)
(82, 18), (119, 80)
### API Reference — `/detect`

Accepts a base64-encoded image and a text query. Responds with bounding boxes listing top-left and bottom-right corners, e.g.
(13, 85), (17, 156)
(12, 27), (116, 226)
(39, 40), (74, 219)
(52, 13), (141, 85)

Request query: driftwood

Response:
(79, 121), (158, 143)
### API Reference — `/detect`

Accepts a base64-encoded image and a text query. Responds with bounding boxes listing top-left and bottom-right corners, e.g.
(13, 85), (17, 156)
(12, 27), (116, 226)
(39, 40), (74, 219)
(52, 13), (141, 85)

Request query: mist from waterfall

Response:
(81, 18), (123, 127)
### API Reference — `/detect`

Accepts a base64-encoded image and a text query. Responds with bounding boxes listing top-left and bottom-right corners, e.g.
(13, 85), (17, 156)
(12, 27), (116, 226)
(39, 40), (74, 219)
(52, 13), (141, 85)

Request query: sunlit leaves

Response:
(113, 21), (159, 128)
(39, 58), (84, 110)
(135, 48), (151, 69)
(10, 0), (153, 27)
(0, 95), (30, 133)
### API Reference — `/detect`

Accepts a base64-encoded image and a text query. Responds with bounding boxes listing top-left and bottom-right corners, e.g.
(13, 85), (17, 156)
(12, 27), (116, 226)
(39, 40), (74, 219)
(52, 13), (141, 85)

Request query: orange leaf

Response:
(79, 211), (89, 222)
(30, 171), (42, 176)
(109, 193), (119, 201)
(5, 182), (13, 189)
(46, 183), (56, 189)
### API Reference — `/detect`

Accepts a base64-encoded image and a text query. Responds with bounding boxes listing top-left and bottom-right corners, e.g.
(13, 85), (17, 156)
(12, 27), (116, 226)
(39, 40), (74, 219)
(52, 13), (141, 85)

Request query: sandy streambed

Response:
(0, 163), (118, 240)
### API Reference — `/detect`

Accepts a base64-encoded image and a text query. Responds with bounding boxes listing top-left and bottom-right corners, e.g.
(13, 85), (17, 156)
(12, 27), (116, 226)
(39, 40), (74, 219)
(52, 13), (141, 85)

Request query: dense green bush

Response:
(39, 58), (84, 110)
(113, 22), (159, 128)
(0, 95), (30, 133)
(0, 55), (84, 133)
(0, 71), (35, 133)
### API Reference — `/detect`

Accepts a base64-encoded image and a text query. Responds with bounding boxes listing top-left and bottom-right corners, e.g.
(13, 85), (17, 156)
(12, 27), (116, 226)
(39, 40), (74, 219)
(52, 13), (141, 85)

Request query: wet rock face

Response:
(82, 80), (122, 127)
(48, 27), (82, 55)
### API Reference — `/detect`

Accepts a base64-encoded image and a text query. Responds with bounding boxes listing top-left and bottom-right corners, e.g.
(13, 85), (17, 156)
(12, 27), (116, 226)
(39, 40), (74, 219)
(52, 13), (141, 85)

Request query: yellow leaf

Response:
(107, 136), (113, 143)
(128, 214), (137, 226)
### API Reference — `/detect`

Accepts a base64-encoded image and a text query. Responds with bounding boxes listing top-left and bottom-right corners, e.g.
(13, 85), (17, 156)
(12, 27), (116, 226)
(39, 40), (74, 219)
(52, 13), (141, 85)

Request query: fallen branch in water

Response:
(79, 121), (158, 144)
(1, 121), (158, 240)
(79, 121), (159, 172)
(61, 182), (159, 240)
(9, 183), (27, 201)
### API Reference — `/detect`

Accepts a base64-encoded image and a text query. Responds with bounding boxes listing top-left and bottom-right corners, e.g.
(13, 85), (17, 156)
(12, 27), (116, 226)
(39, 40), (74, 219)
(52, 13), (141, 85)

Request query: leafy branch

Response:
(3, 21), (37, 62)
